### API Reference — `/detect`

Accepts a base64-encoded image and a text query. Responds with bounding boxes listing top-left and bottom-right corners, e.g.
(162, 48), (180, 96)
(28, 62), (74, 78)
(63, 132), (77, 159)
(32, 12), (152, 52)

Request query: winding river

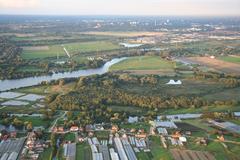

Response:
(0, 57), (126, 92)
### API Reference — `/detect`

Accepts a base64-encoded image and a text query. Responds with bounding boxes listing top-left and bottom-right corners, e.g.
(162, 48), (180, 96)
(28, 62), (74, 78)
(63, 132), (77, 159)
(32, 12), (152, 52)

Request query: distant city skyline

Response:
(0, 0), (240, 16)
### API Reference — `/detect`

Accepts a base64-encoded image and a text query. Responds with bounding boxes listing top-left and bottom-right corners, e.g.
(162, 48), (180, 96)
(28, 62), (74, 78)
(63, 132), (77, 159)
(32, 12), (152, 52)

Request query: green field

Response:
(38, 148), (52, 160)
(19, 116), (50, 127)
(64, 132), (75, 142)
(110, 56), (175, 71)
(218, 56), (240, 64)
(21, 41), (120, 59)
(76, 143), (91, 160)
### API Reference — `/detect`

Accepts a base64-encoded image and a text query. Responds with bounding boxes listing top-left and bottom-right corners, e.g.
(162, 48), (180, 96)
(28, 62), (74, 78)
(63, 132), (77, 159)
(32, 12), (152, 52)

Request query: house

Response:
(111, 125), (119, 133)
(53, 126), (64, 133)
(85, 125), (94, 132)
(179, 136), (187, 143)
(157, 128), (168, 136)
(166, 80), (182, 85)
(135, 133), (147, 139)
(70, 126), (79, 132)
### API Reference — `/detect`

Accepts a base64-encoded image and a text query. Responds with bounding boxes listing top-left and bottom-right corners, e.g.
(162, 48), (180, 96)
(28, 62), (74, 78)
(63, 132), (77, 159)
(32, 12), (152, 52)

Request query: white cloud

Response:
(0, 0), (39, 9)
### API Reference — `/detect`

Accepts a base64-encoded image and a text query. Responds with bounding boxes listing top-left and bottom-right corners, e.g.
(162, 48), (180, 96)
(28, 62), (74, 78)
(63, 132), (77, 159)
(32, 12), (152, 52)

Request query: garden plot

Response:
(17, 94), (45, 101)
(0, 92), (25, 99)
(1, 100), (29, 106)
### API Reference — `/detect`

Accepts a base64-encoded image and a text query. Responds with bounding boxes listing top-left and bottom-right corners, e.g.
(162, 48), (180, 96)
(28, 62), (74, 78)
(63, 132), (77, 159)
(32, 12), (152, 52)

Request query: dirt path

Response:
(48, 111), (67, 132)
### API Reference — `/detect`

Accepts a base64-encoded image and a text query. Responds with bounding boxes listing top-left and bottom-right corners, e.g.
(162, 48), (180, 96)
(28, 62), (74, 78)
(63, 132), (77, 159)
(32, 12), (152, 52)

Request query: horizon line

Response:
(0, 14), (240, 17)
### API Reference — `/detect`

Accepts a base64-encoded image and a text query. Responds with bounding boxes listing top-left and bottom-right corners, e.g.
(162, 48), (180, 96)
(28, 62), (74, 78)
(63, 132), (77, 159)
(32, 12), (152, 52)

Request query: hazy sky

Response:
(0, 0), (239, 16)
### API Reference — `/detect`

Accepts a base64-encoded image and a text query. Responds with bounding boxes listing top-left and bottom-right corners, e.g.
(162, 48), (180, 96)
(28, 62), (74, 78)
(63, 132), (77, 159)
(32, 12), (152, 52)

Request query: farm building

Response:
(70, 126), (79, 132)
(109, 148), (120, 160)
(63, 143), (76, 160)
(128, 116), (139, 123)
(157, 113), (202, 121)
(0, 138), (26, 160)
(208, 120), (240, 134)
(99, 145), (110, 160)
(121, 137), (137, 160)
(114, 135), (128, 160)
(151, 121), (178, 129)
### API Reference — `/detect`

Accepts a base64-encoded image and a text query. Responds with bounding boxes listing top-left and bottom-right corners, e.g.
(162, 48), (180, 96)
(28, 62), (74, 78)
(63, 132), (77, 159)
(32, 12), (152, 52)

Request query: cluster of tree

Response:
(85, 59), (105, 68)
(48, 73), (240, 125)
(0, 37), (22, 63)
(201, 111), (236, 120)
(1, 116), (33, 131)
(194, 71), (240, 88)
(118, 74), (158, 85)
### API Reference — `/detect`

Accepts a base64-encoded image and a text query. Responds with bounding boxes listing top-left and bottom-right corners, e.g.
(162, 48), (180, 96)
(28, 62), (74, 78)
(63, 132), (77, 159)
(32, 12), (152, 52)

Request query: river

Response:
(0, 57), (126, 92)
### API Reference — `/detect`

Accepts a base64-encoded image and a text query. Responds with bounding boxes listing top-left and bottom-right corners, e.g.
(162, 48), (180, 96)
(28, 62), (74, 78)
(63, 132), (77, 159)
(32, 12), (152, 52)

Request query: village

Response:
(1, 108), (240, 160)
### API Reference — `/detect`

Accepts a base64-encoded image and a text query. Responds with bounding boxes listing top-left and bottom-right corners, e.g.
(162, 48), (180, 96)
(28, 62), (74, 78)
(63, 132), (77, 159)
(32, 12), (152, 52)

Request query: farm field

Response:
(203, 87), (240, 101)
(181, 57), (240, 74)
(81, 31), (165, 37)
(21, 41), (120, 59)
(119, 78), (226, 97)
(186, 138), (239, 160)
(170, 149), (215, 160)
(217, 55), (240, 64)
(110, 56), (176, 74)
(183, 119), (215, 132)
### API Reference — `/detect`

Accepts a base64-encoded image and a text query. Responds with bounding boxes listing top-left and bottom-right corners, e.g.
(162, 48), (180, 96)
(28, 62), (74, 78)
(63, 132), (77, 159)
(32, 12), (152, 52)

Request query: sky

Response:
(0, 0), (239, 16)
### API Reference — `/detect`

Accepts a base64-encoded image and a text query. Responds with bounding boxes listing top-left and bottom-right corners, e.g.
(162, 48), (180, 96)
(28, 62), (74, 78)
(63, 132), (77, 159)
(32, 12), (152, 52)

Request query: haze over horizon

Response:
(0, 0), (240, 16)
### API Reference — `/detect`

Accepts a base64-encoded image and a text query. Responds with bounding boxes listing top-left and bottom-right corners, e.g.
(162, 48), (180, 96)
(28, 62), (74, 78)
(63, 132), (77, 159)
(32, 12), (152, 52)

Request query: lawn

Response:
(110, 56), (175, 71)
(21, 41), (120, 59)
